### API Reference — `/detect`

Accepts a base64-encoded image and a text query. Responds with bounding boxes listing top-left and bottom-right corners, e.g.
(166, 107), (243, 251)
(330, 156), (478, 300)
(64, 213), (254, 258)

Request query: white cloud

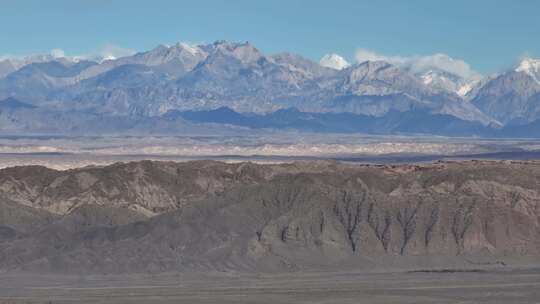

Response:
(319, 53), (350, 70)
(355, 49), (406, 65)
(354, 48), (481, 80)
(50, 48), (65, 58)
(408, 53), (481, 80)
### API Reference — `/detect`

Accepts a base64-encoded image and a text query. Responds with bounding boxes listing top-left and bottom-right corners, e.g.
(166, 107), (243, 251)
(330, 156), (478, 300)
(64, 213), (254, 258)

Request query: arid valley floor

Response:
(1, 268), (540, 303)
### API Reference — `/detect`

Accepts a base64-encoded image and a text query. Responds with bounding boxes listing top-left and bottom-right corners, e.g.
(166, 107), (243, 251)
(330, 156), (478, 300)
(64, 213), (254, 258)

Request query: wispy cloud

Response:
(50, 48), (65, 58)
(354, 48), (481, 80)
(355, 49), (407, 65)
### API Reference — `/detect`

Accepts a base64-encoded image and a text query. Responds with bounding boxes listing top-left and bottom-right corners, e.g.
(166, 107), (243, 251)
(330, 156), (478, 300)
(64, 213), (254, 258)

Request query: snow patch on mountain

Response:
(457, 83), (473, 96)
(353, 49), (484, 96)
(516, 58), (540, 85)
(319, 53), (350, 70)
(420, 70), (479, 97)
(178, 42), (203, 55)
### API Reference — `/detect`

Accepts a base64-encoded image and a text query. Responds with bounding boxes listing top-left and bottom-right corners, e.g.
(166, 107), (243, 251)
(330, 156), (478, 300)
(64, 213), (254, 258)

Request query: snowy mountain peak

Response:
(319, 53), (350, 70)
(516, 57), (540, 84)
(128, 42), (208, 70)
(209, 40), (263, 63)
(174, 42), (204, 55)
(516, 57), (540, 72)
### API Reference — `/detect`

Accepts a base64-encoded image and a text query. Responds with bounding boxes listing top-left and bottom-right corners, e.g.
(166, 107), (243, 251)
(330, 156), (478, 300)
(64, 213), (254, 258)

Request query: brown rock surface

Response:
(0, 160), (539, 273)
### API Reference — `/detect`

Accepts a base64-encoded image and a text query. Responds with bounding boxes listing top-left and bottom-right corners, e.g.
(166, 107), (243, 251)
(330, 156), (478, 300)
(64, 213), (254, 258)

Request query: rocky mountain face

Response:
(472, 59), (540, 125)
(0, 160), (539, 273)
(416, 68), (478, 97)
(3, 41), (540, 136)
(0, 43), (494, 122)
(312, 61), (495, 125)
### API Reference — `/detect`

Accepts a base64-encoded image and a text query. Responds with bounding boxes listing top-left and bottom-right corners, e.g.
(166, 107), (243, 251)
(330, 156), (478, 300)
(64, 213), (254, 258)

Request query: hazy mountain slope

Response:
(0, 97), (260, 135)
(0, 60), (97, 101)
(0, 54), (68, 80)
(0, 97), (36, 109)
(167, 107), (492, 136)
(472, 59), (540, 125)
(311, 61), (496, 125)
(498, 117), (540, 138)
(0, 60), (17, 79)
(0, 160), (539, 273)
(75, 43), (207, 82)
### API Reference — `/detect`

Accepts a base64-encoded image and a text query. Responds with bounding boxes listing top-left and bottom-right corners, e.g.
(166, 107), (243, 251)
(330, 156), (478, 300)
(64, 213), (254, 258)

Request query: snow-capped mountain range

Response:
(0, 40), (539, 136)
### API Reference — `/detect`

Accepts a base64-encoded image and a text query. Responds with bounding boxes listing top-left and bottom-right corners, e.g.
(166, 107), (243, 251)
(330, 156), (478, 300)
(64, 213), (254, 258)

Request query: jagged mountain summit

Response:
(1, 41), (540, 136)
(472, 58), (540, 125)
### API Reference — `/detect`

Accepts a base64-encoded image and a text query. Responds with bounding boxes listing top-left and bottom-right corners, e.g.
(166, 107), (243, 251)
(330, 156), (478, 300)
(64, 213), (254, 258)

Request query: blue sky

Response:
(1, 0), (539, 73)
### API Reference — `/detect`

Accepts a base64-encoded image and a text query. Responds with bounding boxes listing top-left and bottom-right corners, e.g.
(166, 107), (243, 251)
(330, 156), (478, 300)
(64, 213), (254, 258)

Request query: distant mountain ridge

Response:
(165, 106), (540, 138)
(165, 106), (493, 137)
(1, 41), (540, 137)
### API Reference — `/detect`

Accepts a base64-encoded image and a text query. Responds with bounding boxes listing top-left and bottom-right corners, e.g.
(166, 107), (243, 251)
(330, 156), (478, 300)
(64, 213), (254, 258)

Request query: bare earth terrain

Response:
(1, 159), (540, 303)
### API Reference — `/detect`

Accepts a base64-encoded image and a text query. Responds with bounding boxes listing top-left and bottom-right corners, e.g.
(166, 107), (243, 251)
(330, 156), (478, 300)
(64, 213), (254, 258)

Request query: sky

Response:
(1, 0), (539, 74)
